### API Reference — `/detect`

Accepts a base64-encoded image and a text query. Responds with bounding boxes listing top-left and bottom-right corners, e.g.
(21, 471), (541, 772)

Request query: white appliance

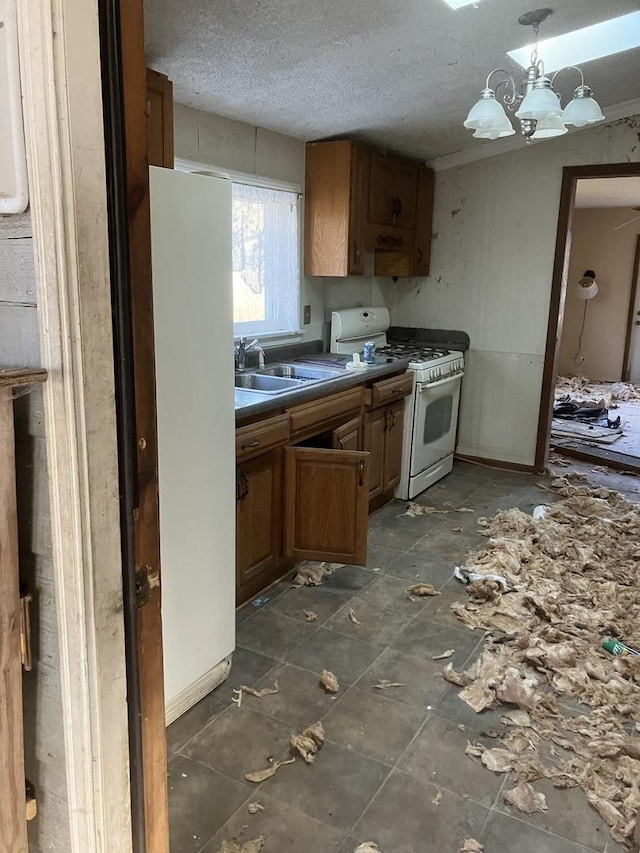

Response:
(330, 308), (465, 499)
(149, 167), (235, 724)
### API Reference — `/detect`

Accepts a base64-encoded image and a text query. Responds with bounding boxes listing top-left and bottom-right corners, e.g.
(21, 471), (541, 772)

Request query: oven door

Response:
(410, 373), (462, 476)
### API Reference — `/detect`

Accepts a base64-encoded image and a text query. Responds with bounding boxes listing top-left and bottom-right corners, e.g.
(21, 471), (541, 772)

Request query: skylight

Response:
(442, 0), (480, 9)
(507, 11), (640, 73)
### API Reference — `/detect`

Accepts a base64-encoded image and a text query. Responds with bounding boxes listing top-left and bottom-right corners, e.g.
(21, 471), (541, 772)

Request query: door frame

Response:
(622, 235), (640, 382)
(17, 0), (133, 850)
(534, 162), (640, 472)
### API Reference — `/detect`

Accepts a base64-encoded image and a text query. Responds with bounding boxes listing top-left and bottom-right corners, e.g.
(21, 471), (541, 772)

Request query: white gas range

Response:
(330, 308), (466, 499)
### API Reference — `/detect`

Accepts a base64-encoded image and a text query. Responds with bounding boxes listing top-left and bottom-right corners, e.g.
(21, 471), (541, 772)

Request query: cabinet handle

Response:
(358, 457), (366, 487)
(353, 240), (360, 261)
(416, 248), (424, 264)
(236, 471), (249, 501)
(338, 436), (344, 449)
(241, 439), (261, 449)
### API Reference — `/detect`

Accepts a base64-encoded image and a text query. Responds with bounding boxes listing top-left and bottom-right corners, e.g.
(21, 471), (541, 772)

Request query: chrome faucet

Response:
(235, 337), (265, 370)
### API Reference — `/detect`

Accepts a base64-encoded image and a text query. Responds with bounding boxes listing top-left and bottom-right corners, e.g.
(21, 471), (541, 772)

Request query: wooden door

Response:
(332, 416), (362, 451)
(368, 153), (394, 226)
(348, 146), (368, 275)
(283, 447), (369, 564)
(236, 450), (283, 604)
(146, 69), (174, 168)
(363, 408), (386, 500)
(120, 5), (170, 849)
(413, 165), (434, 276)
(383, 400), (405, 492)
(393, 160), (418, 230)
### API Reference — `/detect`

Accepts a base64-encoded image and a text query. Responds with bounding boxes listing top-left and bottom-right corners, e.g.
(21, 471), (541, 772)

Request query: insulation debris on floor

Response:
(555, 376), (640, 407)
(447, 481), (640, 845)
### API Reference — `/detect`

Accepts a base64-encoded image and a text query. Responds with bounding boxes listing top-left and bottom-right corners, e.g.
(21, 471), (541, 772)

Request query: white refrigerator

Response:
(149, 166), (236, 723)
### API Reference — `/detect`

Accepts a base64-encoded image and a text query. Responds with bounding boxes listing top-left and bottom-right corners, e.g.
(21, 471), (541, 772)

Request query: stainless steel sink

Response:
(235, 373), (303, 393)
(257, 362), (343, 380)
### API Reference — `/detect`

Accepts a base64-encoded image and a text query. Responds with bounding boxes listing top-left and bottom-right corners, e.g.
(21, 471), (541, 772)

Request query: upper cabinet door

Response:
(367, 153), (395, 226)
(283, 447), (369, 565)
(146, 68), (174, 168)
(413, 166), (435, 276)
(393, 161), (418, 230)
(348, 146), (369, 275)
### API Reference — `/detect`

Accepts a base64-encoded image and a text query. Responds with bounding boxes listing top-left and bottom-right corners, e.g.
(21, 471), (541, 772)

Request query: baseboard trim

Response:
(455, 453), (536, 474)
(165, 655), (233, 726)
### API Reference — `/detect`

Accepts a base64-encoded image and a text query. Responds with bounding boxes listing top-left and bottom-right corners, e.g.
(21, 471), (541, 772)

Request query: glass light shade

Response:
(515, 77), (563, 120)
(463, 89), (510, 130)
(562, 86), (604, 127)
(532, 114), (568, 139)
(473, 112), (515, 139)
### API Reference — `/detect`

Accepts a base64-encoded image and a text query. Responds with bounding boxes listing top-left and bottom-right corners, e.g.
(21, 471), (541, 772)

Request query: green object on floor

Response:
(601, 637), (640, 657)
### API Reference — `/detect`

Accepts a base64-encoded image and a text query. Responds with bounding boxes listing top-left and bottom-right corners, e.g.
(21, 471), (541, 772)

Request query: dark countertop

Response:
(235, 354), (410, 422)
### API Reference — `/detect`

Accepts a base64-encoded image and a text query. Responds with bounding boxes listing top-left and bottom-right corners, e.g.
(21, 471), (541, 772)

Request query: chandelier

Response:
(463, 8), (605, 143)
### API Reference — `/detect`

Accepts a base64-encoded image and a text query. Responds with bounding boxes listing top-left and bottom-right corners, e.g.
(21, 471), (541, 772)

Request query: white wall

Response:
(558, 207), (640, 381)
(391, 116), (640, 466)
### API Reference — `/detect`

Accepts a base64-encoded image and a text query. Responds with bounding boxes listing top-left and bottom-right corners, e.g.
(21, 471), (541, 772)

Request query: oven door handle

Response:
(419, 373), (463, 391)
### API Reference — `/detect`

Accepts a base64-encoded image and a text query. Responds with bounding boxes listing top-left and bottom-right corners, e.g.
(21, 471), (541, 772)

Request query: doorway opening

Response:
(536, 166), (640, 474)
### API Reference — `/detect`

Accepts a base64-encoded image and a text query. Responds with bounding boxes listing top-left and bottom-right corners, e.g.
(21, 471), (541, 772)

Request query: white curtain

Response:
(232, 183), (299, 335)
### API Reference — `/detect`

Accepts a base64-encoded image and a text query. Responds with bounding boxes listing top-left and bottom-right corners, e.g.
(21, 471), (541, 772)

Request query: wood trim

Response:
(455, 453), (535, 474)
(534, 162), (640, 474)
(550, 443), (640, 475)
(119, 0), (170, 849)
(622, 235), (640, 382)
(146, 68), (174, 169)
(0, 387), (28, 852)
(0, 368), (47, 387)
(17, 0), (132, 850)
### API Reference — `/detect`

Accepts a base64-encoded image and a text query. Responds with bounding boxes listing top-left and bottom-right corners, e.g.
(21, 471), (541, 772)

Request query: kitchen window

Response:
(232, 182), (300, 338)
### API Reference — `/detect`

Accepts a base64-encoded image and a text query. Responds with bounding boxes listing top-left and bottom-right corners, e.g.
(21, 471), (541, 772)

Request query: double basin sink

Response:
(235, 362), (344, 395)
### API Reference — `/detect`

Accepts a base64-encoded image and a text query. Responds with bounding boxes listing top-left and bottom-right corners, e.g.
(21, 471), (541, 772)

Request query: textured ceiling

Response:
(144, 0), (640, 161)
(575, 177), (640, 208)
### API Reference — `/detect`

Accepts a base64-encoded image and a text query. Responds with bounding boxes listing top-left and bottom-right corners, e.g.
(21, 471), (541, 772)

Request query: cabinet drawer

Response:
(365, 372), (413, 408)
(236, 414), (290, 461)
(288, 386), (363, 437)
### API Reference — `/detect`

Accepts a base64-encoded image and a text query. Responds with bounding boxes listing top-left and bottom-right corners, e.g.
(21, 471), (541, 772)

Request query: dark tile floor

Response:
(166, 460), (639, 853)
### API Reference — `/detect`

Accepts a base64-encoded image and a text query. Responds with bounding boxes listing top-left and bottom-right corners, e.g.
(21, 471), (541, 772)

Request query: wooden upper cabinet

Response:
(413, 165), (435, 277)
(283, 446), (369, 565)
(304, 138), (433, 279)
(304, 140), (369, 277)
(146, 68), (174, 168)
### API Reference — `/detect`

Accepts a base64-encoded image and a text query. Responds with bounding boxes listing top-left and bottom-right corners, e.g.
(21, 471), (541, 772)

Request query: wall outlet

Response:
(303, 304), (311, 325)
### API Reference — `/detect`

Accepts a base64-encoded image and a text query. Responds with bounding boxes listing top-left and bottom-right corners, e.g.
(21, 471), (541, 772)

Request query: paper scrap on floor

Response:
(445, 479), (640, 845)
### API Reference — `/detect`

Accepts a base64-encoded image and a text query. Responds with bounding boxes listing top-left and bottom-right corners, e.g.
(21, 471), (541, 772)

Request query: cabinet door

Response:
(284, 447), (369, 565)
(236, 450), (282, 603)
(363, 408), (386, 500)
(413, 165), (434, 276)
(146, 68), (174, 168)
(332, 416), (362, 451)
(383, 400), (405, 493)
(368, 153), (394, 226)
(348, 146), (369, 275)
(393, 160), (418, 229)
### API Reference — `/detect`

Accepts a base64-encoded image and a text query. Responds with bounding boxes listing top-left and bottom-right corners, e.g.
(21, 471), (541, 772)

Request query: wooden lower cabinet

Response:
(363, 407), (386, 500)
(236, 449), (283, 604)
(383, 399), (404, 492)
(332, 415), (362, 451)
(283, 447), (369, 565)
(364, 399), (405, 501)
